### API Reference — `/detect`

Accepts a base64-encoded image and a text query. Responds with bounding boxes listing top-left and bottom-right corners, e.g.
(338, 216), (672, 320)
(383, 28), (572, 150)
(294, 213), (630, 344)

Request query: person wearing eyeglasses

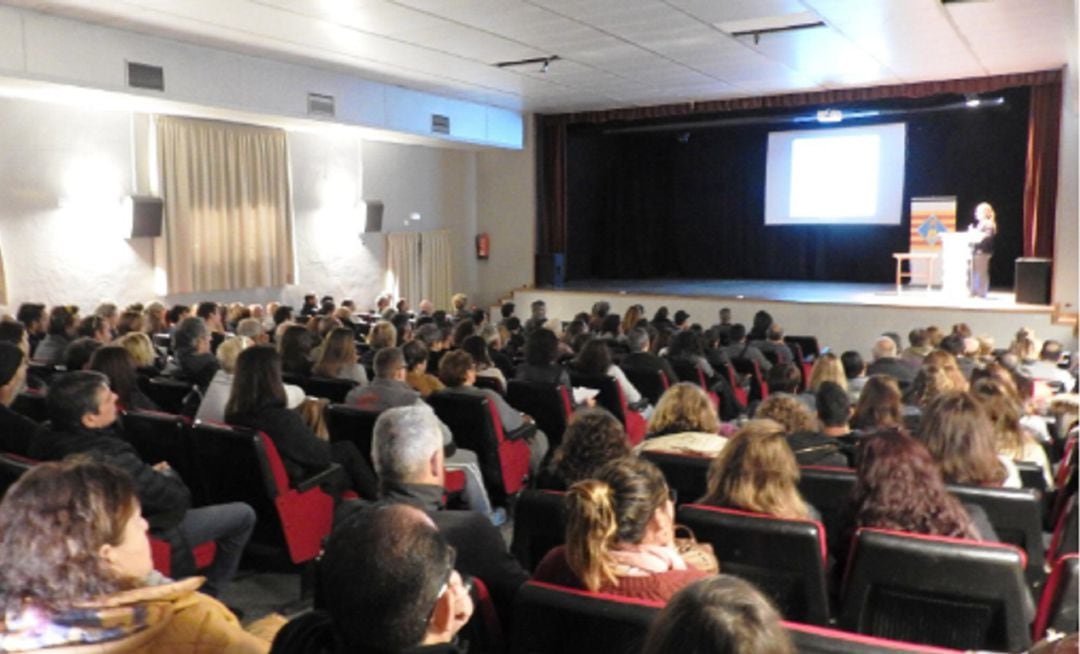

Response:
(272, 502), (473, 654)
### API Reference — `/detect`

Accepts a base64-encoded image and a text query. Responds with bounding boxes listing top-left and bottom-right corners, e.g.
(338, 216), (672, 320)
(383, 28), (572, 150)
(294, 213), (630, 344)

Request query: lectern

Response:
(940, 231), (976, 298)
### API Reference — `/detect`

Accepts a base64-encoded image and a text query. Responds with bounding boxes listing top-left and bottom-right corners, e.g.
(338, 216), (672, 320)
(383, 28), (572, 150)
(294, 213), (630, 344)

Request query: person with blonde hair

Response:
(922, 349), (969, 391)
(451, 293), (469, 320)
(313, 327), (368, 385)
(533, 457), (708, 600)
(0, 457), (275, 652)
(807, 352), (847, 394)
(362, 320), (397, 368)
(968, 201), (996, 298)
(699, 419), (815, 520)
(638, 382), (727, 457)
(116, 331), (160, 373)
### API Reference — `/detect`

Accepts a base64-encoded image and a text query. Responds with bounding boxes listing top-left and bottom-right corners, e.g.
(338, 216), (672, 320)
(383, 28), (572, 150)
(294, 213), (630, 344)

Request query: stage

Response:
(509, 279), (1074, 355)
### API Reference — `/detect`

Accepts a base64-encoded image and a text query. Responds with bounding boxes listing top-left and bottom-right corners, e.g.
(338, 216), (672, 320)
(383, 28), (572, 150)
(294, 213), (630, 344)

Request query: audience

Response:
(971, 377), (1054, 488)
(915, 391), (1018, 488)
(29, 371), (256, 596)
(722, 323), (771, 372)
(461, 334), (507, 391)
(88, 345), (159, 412)
(785, 381), (856, 466)
(0, 458), (272, 653)
(639, 382), (727, 457)
(0, 341), (35, 455)
(851, 375), (904, 432)
(403, 339), (445, 397)
(840, 350), (868, 403)
(574, 337), (650, 416)
(642, 575), (794, 654)
(33, 305), (77, 365)
(866, 335), (916, 386)
(277, 323), (315, 378)
(166, 316), (220, 390)
(311, 327), (368, 384)
(533, 457), (709, 601)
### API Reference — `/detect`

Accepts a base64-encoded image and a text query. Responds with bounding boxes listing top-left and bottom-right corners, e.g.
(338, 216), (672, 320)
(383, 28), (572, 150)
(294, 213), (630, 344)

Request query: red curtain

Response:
(1022, 82), (1063, 258)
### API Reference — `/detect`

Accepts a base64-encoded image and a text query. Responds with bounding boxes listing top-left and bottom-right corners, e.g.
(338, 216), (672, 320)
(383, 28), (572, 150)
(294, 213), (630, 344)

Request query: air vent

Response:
(431, 114), (450, 135)
(126, 61), (164, 91)
(307, 93), (336, 118)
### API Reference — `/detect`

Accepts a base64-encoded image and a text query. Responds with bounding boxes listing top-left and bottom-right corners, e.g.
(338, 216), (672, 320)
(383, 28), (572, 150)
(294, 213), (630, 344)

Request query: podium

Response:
(940, 231), (977, 298)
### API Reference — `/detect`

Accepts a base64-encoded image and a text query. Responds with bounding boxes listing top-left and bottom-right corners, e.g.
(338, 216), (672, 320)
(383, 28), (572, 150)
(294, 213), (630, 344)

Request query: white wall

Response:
(0, 94), (502, 313)
(1053, 0), (1078, 312)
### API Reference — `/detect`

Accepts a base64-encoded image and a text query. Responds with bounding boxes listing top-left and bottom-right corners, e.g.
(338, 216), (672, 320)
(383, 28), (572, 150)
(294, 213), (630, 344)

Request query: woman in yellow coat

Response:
(0, 456), (277, 653)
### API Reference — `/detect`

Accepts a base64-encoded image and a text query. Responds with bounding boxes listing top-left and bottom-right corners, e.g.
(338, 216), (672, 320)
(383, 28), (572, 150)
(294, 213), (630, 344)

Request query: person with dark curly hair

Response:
(536, 408), (631, 490)
(0, 457), (273, 652)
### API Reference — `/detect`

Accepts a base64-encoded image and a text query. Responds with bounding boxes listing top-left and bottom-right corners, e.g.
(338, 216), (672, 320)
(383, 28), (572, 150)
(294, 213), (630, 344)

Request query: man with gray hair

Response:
(356, 404), (527, 629)
(163, 316), (219, 390)
(345, 347), (499, 523)
(866, 334), (916, 385)
(620, 327), (678, 386)
(234, 317), (269, 344)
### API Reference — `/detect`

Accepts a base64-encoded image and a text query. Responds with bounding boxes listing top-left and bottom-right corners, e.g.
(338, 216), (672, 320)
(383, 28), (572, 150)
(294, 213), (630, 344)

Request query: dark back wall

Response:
(565, 87), (1030, 287)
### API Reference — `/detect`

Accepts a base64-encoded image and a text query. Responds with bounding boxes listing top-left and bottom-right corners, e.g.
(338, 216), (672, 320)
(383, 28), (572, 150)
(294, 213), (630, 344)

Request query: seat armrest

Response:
(296, 463), (345, 493)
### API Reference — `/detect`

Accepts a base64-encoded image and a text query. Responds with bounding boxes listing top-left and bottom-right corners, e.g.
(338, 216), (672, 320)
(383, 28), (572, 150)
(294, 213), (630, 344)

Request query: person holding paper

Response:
(968, 202), (996, 297)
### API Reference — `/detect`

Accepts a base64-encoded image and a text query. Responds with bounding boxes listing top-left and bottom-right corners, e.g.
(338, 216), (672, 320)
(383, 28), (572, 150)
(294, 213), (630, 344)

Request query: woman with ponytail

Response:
(532, 457), (708, 601)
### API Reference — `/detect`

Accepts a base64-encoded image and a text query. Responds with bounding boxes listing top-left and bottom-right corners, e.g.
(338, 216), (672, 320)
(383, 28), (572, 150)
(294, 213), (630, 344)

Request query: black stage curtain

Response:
(563, 87), (1032, 286)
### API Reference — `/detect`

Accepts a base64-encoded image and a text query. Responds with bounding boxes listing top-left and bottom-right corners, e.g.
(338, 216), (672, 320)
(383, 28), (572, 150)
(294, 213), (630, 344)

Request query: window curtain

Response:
(421, 230), (453, 312)
(156, 116), (295, 294)
(1022, 81), (1062, 258)
(386, 231), (422, 308)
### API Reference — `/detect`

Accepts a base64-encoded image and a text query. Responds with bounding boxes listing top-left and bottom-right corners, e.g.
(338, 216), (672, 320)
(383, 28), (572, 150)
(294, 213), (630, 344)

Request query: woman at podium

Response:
(968, 202), (996, 297)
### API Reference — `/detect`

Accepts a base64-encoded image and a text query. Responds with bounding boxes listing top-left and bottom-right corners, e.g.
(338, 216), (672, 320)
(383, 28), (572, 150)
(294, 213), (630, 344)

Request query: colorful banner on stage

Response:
(909, 196), (956, 285)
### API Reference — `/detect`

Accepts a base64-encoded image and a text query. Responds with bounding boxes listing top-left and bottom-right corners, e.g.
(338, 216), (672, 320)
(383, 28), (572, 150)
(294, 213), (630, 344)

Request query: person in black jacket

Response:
(0, 342), (38, 455)
(225, 345), (377, 498)
(340, 404), (527, 631)
(28, 371), (254, 596)
(164, 316), (220, 391)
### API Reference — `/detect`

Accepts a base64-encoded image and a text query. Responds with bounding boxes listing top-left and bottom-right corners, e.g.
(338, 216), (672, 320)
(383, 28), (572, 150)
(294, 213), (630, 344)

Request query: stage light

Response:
(965, 95), (981, 108)
(816, 109), (843, 123)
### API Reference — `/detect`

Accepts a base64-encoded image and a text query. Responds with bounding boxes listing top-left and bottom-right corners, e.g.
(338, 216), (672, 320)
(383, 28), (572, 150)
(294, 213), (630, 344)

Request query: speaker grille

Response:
(127, 61), (164, 91)
(307, 93), (336, 118)
(431, 114), (450, 134)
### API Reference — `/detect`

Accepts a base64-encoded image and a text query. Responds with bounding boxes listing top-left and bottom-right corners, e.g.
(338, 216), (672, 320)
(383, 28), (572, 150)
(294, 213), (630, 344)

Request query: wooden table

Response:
(893, 252), (938, 292)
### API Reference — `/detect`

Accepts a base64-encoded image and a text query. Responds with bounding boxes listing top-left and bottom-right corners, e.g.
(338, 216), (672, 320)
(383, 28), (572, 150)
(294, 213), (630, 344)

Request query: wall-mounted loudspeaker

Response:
(129, 196), (163, 238)
(364, 200), (384, 233)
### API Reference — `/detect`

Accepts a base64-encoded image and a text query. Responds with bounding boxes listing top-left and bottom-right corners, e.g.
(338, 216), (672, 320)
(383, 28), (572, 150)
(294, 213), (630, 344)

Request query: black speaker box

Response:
(1014, 258), (1052, 305)
(535, 253), (565, 287)
(129, 196), (163, 237)
(364, 200), (384, 233)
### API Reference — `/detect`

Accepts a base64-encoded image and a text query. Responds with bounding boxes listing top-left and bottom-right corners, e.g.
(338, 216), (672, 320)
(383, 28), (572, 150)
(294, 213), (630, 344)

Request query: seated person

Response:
(515, 328), (572, 387)
(721, 323), (772, 373)
(28, 371), (256, 596)
(439, 350), (549, 475)
(638, 382), (728, 457)
(89, 345), (159, 412)
(865, 336), (917, 386)
(699, 419), (818, 521)
(972, 377), (1054, 488)
(573, 337), (651, 417)
(751, 324), (794, 366)
(403, 339), (445, 398)
(533, 456), (709, 602)
(642, 575), (794, 654)
(163, 316), (220, 390)
(799, 353), (848, 412)
(535, 408), (631, 490)
(620, 327), (679, 388)
(63, 335), (102, 372)
(0, 341), (37, 455)
(225, 346), (378, 499)
(461, 334), (507, 392)
(850, 375), (905, 433)
(32, 305), (76, 366)
(841, 350), (869, 404)
(753, 394), (816, 436)
(0, 458), (273, 653)
(785, 381), (856, 467)
(277, 324), (315, 378)
(341, 405), (527, 624)
(664, 330), (741, 420)
(347, 347), (494, 517)
(915, 391), (1019, 488)
(311, 327), (368, 385)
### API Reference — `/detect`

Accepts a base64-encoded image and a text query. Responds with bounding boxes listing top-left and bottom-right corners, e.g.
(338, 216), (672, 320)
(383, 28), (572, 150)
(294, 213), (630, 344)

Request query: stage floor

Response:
(554, 279), (1049, 313)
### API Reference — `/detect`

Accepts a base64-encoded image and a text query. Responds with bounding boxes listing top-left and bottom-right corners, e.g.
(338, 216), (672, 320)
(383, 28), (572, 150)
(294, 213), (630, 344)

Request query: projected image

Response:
(790, 134), (879, 219)
(764, 122), (906, 225)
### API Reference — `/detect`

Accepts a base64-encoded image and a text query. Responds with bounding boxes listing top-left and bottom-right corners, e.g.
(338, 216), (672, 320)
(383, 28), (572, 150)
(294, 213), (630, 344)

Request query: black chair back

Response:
(679, 504), (830, 625)
(668, 359), (709, 391)
(785, 335), (821, 360)
(510, 581), (660, 654)
(640, 450), (710, 505)
(120, 410), (203, 505)
(798, 466), (856, 541)
(510, 489), (567, 572)
(732, 357), (769, 402)
(11, 390), (48, 423)
(506, 380), (573, 452)
(568, 373), (627, 424)
(473, 375), (505, 396)
(324, 404), (381, 471)
(839, 528), (1032, 651)
(300, 377), (357, 403)
(621, 367), (669, 405)
(0, 452), (34, 499)
(947, 482), (1045, 588)
(138, 376), (198, 415)
(785, 621), (965, 654)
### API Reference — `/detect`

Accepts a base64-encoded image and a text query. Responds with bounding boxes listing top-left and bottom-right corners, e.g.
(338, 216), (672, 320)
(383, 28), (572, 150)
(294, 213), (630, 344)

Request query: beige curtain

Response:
(156, 116), (295, 294)
(386, 231), (422, 307)
(421, 229), (453, 312)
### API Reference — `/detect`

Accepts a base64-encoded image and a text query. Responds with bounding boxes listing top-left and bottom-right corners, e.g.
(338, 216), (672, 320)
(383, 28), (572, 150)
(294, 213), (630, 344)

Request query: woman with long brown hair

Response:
(915, 391), (1018, 488)
(851, 375), (903, 431)
(699, 419), (814, 521)
(312, 327), (367, 384)
(971, 377), (1053, 488)
(533, 457), (708, 601)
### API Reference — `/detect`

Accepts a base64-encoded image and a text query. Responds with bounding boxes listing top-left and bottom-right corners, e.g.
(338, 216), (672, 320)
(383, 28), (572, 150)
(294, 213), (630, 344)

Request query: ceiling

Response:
(4, 0), (1074, 113)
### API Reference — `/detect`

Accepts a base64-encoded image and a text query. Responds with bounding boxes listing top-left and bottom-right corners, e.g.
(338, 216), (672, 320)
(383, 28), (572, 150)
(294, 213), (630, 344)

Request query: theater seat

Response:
(510, 581), (661, 654)
(0, 451), (34, 498)
(639, 450), (710, 505)
(622, 367), (669, 405)
(568, 372), (646, 445)
(946, 482), (1046, 589)
(189, 421), (338, 566)
(138, 376), (200, 416)
(120, 410), (204, 505)
(510, 489), (567, 572)
(678, 504), (830, 625)
(798, 465), (857, 541)
(506, 380), (573, 452)
(667, 359), (722, 411)
(473, 375), (506, 396)
(1033, 553), (1079, 640)
(324, 404), (381, 471)
(149, 537), (217, 579)
(427, 391), (531, 504)
(732, 357), (769, 402)
(299, 376), (357, 403)
(785, 621), (965, 654)
(839, 528), (1032, 651)
(10, 389), (48, 423)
